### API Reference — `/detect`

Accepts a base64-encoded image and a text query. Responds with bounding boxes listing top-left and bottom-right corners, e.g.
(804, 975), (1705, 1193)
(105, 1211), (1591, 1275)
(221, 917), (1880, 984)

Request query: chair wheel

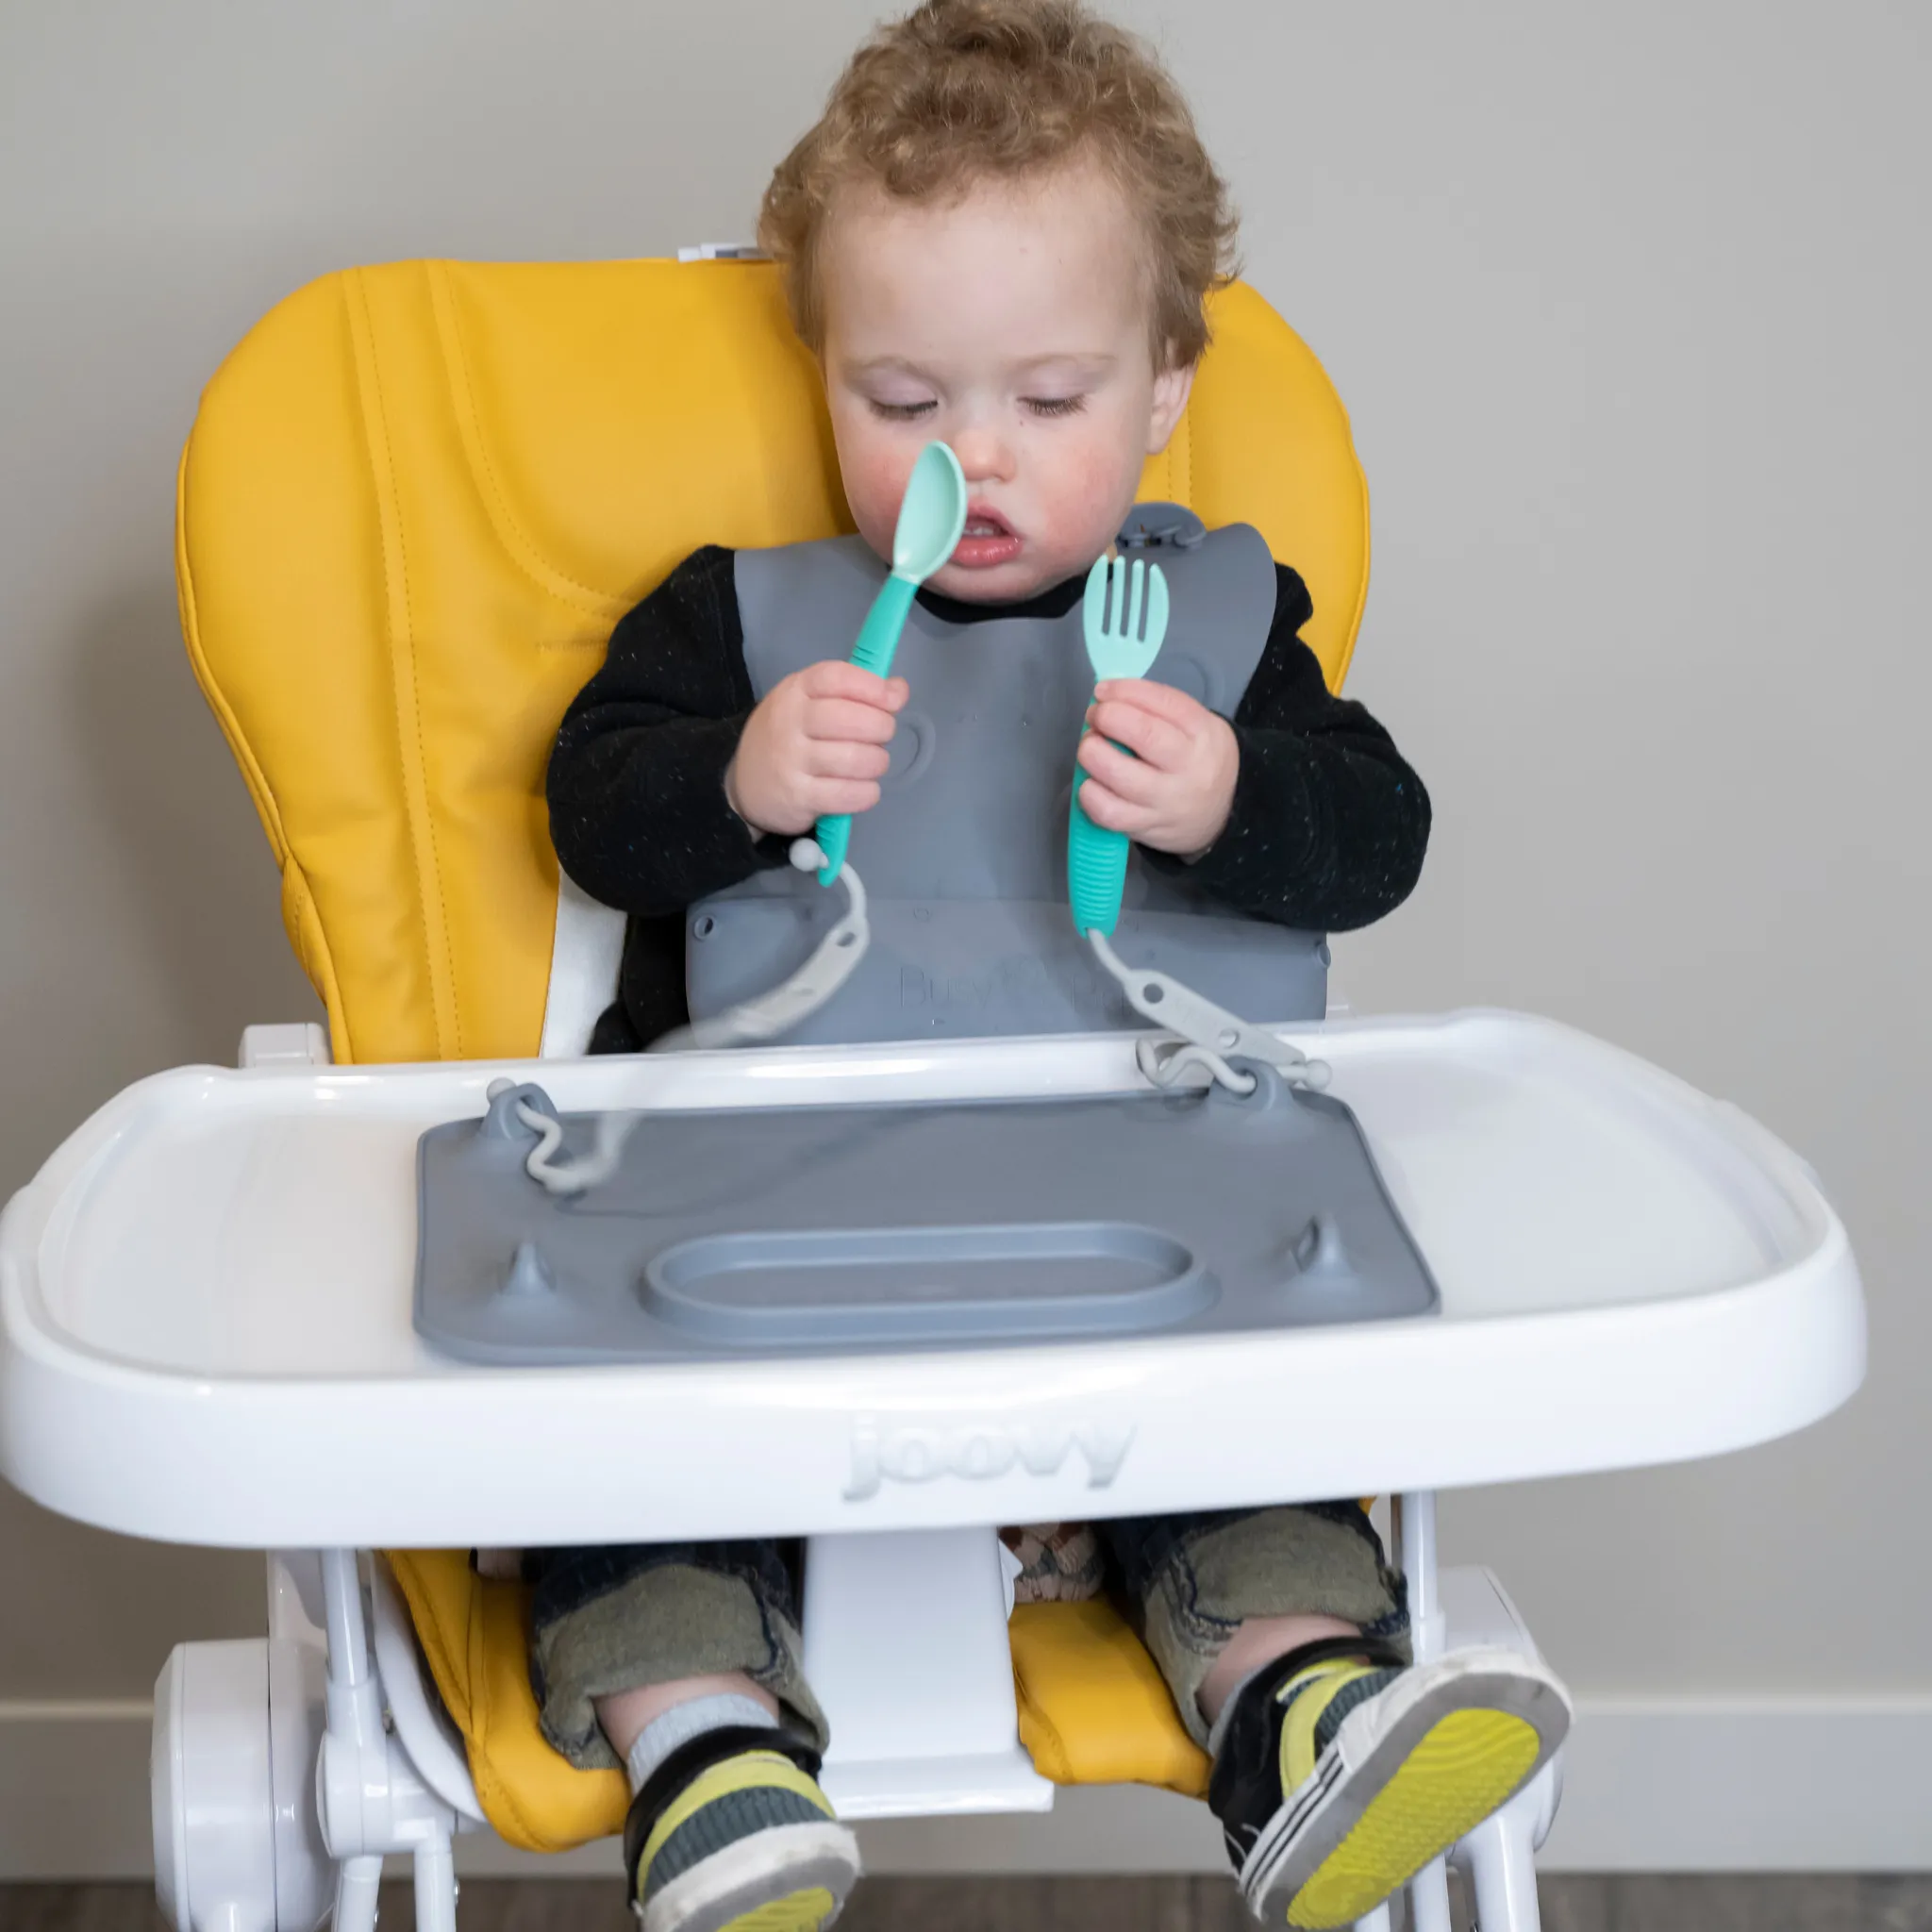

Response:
(154, 1638), (330, 1932)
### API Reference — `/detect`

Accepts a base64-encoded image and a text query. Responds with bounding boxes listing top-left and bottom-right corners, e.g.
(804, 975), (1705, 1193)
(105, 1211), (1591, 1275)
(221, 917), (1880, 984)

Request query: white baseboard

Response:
(7, 1696), (1931, 1882)
(0, 1701), (156, 1881)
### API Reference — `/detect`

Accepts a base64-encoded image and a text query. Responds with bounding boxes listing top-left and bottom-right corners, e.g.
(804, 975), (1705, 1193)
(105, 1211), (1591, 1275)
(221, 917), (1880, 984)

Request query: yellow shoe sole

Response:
(641, 1817), (858, 1932)
(1286, 1709), (1541, 1927)
(719, 1888), (839, 1932)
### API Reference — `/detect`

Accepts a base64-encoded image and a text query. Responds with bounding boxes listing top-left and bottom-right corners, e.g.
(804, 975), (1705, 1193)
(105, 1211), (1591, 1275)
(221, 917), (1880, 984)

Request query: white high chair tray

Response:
(0, 1009), (1861, 1549)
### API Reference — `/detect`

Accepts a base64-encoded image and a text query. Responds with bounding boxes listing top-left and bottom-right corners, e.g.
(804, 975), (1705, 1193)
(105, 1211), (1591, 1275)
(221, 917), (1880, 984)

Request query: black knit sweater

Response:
(547, 545), (1430, 1052)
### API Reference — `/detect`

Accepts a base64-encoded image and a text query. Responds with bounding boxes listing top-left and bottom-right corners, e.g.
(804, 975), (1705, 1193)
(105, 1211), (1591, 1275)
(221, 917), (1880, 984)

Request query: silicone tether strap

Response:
(509, 841), (880, 1190)
(488, 1078), (636, 1199)
(508, 869), (1323, 1193)
(508, 844), (874, 1199)
(648, 841), (872, 1054)
(1087, 929), (1330, 1097)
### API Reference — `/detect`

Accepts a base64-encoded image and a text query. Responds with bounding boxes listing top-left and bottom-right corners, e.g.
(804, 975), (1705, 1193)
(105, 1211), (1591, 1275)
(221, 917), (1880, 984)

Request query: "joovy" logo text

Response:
(843, 1415), (1135, 1502)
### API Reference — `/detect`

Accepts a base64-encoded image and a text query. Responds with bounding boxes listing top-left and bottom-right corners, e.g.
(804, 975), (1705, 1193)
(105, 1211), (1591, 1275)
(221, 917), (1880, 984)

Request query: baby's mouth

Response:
(950, 503), (1024, 569)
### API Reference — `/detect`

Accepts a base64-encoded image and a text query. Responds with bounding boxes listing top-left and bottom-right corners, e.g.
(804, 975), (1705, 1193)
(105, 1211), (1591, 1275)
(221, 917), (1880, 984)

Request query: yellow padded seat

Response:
(177, 258), (1369, 1847)
(388, 1551), (1208, 1853)
(388, 1551), (628, 1853)
(1009, 1598), (1210, 1798)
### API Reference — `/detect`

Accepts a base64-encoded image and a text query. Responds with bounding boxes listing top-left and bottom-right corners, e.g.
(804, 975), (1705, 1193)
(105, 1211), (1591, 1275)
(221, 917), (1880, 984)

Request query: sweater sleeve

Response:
(545, 545), (790, 915)
(1153, 564), (1432, 933)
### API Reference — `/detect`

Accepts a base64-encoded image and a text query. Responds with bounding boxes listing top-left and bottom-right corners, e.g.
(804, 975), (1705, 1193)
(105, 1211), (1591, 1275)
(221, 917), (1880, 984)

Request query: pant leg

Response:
(524, 1540), (827, 1769)
(1096, 1505), (1408, 1748)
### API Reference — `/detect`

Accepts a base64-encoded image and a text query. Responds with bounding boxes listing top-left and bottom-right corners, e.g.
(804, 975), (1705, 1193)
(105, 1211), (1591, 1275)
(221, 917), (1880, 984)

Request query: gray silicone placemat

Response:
(414, 1068), (1438, 1365)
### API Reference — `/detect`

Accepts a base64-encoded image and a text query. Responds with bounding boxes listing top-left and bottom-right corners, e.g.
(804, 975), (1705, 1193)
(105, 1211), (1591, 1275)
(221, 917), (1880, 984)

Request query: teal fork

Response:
(1068, 552), (1170, 936)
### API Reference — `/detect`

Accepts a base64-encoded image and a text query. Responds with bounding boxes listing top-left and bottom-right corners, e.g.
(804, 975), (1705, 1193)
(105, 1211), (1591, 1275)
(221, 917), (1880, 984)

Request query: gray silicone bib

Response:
(686, 507), (1329, 1044)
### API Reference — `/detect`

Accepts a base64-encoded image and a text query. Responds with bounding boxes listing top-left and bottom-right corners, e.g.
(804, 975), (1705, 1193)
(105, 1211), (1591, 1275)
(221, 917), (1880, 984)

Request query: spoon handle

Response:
(813, 572), (918, 884)
(847, 572), (917, 677)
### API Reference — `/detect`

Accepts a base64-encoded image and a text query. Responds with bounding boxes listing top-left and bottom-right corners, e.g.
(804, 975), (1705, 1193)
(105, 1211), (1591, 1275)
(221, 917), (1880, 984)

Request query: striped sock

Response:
(625, 1693), (779, 1794)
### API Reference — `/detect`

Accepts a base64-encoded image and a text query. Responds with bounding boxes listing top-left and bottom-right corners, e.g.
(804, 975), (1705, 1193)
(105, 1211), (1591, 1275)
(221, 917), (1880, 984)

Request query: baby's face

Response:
(818, 159), (1192, 602)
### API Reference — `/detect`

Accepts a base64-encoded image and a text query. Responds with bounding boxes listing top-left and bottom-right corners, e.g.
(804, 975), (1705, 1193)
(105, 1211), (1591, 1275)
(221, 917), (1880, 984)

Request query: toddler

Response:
(542, 4), (1570, 1927)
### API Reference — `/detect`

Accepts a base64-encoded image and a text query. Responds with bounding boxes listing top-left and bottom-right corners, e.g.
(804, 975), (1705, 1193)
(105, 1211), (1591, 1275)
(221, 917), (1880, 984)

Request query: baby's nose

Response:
(951, 425), (1015, 482)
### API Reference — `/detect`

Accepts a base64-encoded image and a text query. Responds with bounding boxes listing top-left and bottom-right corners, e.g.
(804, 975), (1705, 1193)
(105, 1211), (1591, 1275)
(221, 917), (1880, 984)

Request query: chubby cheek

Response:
(832, 416), (915, 560)
(1033, 431), (1141, 564)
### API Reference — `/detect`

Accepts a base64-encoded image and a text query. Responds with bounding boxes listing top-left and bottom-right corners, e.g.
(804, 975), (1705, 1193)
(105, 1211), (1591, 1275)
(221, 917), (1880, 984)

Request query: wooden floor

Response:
(8, 1878), (1932, 1931)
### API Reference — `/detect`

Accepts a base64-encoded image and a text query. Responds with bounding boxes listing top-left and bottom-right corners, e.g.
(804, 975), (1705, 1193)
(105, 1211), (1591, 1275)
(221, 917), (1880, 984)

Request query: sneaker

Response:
(624, 1728), (861, 1932)
(1210, 1638), (1571, 1928)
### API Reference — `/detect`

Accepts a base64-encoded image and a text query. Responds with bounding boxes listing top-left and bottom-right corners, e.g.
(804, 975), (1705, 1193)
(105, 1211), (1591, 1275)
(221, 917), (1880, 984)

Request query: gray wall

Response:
(0, 0), (1925, 1714)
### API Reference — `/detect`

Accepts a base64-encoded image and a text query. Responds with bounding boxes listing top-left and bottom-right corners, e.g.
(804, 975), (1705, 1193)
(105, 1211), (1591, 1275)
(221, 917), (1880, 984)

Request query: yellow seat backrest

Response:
(177, 258), (1368, 1065)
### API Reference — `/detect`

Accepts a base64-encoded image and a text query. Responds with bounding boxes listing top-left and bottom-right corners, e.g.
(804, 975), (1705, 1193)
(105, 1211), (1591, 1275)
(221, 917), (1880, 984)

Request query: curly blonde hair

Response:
(758, 0), (1240, 368)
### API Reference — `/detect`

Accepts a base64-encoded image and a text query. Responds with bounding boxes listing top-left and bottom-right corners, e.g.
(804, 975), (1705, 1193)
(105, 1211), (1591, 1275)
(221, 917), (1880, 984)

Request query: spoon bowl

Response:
(891, 441), (969, 580)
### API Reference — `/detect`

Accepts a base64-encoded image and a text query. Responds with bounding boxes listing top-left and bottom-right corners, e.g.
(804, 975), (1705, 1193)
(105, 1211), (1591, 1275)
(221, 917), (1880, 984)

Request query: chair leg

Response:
(413, 1835), (458, 1932)
(314, 1552), (462, 1932)
(1391, 1492), (1445, 1664)
(1353, 1906), (1394, 1932)
(1463, 1787), (1543, 1932)
(1408, 1856), (1455, 1931)
(1399, 1524), (1556, 1930)
(334, 1855), (383, 1932)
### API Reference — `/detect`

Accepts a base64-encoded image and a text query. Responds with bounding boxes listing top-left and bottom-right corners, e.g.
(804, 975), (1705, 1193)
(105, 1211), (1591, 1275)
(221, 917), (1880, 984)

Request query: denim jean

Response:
(525, 1505), (1407, 1769)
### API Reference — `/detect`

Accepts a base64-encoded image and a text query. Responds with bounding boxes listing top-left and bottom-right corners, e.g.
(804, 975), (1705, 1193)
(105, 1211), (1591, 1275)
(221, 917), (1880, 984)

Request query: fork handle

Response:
(1068, 761), (1131, 937)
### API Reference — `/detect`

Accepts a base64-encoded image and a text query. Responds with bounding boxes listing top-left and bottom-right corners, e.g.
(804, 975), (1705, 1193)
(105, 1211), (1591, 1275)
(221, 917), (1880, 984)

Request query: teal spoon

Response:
(1068, 552), (1170, 935)
(812, 441), (968, 884)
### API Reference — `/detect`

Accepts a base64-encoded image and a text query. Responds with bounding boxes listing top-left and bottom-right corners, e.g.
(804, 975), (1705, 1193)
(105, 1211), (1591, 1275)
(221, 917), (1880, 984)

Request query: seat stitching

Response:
(346, 268), (465, 1058)
(426, 260), (625, 627)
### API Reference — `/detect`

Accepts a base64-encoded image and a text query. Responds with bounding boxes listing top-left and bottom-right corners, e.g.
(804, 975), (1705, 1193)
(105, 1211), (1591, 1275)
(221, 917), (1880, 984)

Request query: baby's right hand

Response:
(724, 659), (908, 838)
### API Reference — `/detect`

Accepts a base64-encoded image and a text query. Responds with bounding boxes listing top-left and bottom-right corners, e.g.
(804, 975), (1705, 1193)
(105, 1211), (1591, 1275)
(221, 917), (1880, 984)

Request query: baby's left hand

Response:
(1076, 679), (1239, 858)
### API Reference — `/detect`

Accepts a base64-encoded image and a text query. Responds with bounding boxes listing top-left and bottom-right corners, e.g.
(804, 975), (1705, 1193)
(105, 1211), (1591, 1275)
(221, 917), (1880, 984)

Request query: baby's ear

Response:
(1147, 354), (1197, 454)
